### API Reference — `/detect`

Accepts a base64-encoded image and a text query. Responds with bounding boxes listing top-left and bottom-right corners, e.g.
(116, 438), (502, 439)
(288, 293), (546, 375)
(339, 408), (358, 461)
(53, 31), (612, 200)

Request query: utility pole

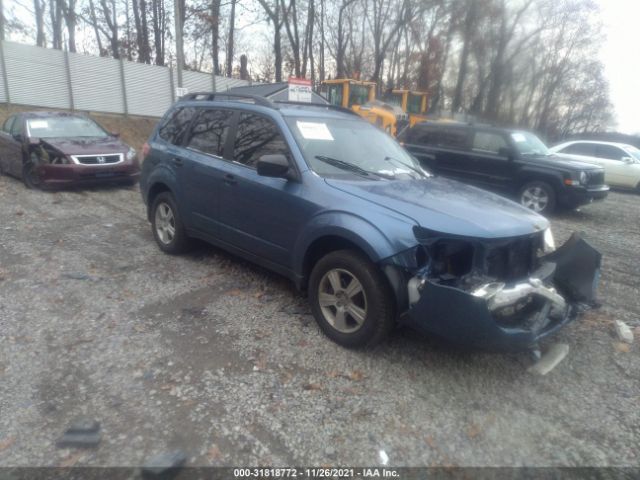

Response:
(174, 0), (184, 87)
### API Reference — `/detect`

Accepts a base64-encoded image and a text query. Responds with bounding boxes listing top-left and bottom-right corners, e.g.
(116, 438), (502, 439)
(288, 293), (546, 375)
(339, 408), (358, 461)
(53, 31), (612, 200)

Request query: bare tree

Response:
(226, 0), (236, 76)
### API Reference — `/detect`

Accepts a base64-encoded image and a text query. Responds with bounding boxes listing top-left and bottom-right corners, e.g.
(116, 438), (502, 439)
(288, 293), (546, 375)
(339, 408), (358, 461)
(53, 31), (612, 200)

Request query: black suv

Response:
(399, 122), (609, 214)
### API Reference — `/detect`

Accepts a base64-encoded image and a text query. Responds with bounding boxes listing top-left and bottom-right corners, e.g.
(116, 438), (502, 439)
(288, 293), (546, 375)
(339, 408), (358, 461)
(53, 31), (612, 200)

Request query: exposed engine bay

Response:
(382, 227), (601, 350)
(29, 141), (70, 166)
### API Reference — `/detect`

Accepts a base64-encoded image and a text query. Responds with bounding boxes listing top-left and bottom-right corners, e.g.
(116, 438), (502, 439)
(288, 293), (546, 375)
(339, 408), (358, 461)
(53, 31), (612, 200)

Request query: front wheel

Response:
(22, 161), (42, 189)
(308, 250), (395, 348)
(151, 192), (191, 254)
(519, 181), (556, 215)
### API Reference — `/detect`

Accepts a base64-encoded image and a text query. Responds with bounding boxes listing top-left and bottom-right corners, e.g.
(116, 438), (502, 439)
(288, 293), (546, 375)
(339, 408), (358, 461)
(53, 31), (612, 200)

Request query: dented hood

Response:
(324, 176), (549, 239)
(40, 137), (128, 156)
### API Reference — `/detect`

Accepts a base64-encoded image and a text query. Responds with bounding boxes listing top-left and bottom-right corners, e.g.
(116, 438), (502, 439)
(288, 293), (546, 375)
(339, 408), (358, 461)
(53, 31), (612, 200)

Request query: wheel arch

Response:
(146, 181), (174, 221)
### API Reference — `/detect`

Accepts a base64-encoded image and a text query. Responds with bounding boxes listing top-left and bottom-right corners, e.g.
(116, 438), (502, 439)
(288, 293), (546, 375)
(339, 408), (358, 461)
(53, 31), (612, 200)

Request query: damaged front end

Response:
(383, 228), (601, 351)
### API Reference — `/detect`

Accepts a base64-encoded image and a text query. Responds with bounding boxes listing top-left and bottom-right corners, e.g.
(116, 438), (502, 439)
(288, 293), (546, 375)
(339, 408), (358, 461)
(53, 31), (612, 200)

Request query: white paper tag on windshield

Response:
(511, 133), (526, 142)
(297, 121), (334, 141)
(29, 120), (48, 129)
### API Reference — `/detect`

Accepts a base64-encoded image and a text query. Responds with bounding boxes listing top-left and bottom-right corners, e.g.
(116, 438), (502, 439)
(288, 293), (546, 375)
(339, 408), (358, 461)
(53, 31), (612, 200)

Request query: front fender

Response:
(292, 210), (417, 280)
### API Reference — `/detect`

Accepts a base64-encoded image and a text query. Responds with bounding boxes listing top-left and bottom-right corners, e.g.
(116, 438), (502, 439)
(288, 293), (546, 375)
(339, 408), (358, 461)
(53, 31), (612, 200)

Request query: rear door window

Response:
(563, 143), (597, 156)
(232, 113), (290, 168)
(158, 107), (195, 145)
(596, 144), (626, 161)
(472, 132), (508, 154)
(185, 108), (233, 157)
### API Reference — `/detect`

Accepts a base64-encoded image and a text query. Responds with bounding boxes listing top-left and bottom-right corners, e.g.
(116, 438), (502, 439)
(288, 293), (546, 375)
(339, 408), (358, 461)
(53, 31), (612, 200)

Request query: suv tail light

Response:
(141, 142), (151, 161)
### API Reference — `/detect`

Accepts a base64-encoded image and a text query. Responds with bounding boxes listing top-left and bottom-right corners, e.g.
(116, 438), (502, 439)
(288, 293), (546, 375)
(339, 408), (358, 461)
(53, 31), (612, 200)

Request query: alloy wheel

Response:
(521, 186), (549, 212)
(317, 268), (368, 333)
(154, 202), (176, 245)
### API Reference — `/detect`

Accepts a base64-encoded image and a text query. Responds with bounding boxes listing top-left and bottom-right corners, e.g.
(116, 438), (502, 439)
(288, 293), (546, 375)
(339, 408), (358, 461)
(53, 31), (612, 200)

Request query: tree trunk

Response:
(34, 0), (46, 47)
(226, 0), (236, 76)
(151, 0), (165, 65)
(210, 0), (220, 74)
(452, 0), (477, 112)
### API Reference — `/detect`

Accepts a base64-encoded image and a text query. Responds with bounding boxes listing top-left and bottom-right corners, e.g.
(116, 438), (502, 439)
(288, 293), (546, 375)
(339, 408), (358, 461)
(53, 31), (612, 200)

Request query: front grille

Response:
(485, 236), (538, 281)
(76, 154), (122, 165)
(586, 170), (605, 186)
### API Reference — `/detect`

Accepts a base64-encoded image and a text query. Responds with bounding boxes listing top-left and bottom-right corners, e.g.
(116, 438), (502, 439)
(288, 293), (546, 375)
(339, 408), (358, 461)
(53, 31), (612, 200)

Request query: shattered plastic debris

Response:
(142, 450), (187, 478)
(527, 343), (569, 376)
(56, 417), (102, 448)
(614, 320), (634, 344)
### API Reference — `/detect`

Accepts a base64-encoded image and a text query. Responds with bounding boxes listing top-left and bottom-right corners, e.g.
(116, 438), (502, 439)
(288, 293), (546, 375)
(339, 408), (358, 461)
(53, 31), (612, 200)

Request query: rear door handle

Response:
(223, 173), (237, 186)
(172, 157), (183, 167)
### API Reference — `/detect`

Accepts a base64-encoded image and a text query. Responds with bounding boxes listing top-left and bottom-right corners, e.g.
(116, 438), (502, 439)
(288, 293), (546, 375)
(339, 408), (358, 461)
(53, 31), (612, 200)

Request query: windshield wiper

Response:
(384, 156), (428, 178)
(314, 155), (393, 179)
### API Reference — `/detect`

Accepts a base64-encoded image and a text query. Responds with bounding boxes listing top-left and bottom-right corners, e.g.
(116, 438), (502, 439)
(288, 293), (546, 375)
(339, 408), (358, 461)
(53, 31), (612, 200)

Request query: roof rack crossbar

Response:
(274, 100), (360, 117)
(179, 92), (276, 109)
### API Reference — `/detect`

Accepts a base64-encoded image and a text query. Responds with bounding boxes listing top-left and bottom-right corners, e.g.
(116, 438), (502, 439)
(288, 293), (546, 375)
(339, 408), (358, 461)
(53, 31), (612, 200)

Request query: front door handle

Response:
(172, 157), (183, 167)
(223, 173), (237, 186)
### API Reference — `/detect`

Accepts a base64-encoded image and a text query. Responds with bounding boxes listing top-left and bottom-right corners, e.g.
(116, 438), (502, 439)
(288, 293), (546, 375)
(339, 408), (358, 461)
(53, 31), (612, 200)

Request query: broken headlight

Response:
(543, 228), (555, 253)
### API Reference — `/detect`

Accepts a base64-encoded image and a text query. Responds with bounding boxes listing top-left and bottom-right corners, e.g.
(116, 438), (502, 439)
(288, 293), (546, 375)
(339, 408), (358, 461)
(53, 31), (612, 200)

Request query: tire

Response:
(308, 249), (395, 348)
(22, 160), (42, 189)
(518, 181), (556, 215)
(150, 191), (191, 254)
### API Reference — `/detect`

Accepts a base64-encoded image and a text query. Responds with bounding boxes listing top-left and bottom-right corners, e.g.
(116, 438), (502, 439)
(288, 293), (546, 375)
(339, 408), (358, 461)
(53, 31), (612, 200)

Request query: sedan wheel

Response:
(22, 161), (42, 189)
(318, 268), (368, 334)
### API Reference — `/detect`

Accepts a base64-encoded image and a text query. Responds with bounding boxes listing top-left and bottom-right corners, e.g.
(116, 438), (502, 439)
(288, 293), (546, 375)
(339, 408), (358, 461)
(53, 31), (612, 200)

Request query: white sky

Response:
(598, 0), (640, 134)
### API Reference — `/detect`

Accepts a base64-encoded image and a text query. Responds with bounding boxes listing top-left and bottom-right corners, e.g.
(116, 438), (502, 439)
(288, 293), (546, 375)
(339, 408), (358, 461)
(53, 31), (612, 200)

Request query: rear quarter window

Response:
(157, 107), (195, 145)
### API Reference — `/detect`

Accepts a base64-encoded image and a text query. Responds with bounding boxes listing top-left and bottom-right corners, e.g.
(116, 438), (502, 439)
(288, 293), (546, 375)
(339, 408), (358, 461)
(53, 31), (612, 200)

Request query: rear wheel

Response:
(151, 192), (191, 254)
(519, 181), (556, 214)
(308, 250), (395, 348)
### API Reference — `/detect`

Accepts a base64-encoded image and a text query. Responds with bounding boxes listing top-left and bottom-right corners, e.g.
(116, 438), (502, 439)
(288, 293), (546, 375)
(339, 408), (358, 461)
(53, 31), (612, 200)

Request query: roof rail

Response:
(178, 92), (276, 109)
(274, 100), (360, 117)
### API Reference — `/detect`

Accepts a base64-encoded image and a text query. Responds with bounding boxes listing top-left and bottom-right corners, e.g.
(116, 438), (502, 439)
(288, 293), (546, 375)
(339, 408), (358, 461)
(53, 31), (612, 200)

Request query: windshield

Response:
(285, 116), (428, 180)
(510, 131), (550, 156)
(27, 116), (109, 138)
(625, 145), (640, 161)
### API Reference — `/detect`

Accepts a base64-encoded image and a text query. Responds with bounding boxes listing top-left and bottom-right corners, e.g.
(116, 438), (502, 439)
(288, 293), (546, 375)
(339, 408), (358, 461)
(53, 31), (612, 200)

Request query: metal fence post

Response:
(169, 66), (175, 103)
(0, 40), (11, 105)
(63, 49), (74, 110)
(119, 57), (128, 116)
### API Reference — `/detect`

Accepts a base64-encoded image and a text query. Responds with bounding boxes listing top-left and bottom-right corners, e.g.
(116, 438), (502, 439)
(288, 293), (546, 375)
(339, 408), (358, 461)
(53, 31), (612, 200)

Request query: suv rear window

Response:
(158, 107), (195, 145)
(233, 113), (289, 168)
(404, 125), (469, 150)
(185, 108), (233, 157)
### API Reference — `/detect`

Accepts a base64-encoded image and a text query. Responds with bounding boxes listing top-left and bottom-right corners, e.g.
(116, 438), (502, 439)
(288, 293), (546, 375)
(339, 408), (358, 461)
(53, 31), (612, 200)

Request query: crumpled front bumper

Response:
(403, 233), (601, 351)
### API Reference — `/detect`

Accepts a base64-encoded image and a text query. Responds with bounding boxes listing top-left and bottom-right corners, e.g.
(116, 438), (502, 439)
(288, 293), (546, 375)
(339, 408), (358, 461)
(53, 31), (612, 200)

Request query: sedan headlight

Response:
(543, 227), (556, 253)
(126, 147), (137, 161)
(579, 171), (588, 185)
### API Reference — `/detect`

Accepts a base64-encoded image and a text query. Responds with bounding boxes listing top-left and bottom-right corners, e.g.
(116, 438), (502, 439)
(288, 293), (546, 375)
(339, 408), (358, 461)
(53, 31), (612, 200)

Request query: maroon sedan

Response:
(0, 111), (140, 188)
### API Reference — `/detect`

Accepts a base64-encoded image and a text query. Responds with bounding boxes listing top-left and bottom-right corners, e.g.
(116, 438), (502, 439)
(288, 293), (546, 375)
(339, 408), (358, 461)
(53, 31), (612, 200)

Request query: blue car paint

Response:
(141, 100), (600, 350)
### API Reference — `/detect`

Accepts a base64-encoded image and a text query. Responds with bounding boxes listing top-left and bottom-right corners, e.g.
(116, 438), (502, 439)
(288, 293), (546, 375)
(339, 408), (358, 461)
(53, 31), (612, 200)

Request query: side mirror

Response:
(111, 131), (121, 138)
(621, 156), (634, 164)
(498, 146), (515, 160)
(13, 133), (23, 142)
(257, 154), (291, 179)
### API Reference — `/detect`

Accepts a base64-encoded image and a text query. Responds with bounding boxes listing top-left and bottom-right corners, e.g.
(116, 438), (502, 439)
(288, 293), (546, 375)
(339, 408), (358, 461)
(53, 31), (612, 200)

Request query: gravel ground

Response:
(0, 174), (638, 468)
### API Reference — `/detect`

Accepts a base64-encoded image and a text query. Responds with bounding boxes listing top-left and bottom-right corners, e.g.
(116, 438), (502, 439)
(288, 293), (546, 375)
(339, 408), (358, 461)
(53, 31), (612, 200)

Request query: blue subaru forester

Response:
(140, 93), (601, 351)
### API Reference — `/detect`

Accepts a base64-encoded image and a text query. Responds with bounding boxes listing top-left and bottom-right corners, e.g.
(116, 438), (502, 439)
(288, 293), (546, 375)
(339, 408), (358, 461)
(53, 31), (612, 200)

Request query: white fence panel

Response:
(124, 61), (173, 117)
(69, 53), (124, 114)
(4, 42), (70, 109)
(1, 41), (252, 116)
